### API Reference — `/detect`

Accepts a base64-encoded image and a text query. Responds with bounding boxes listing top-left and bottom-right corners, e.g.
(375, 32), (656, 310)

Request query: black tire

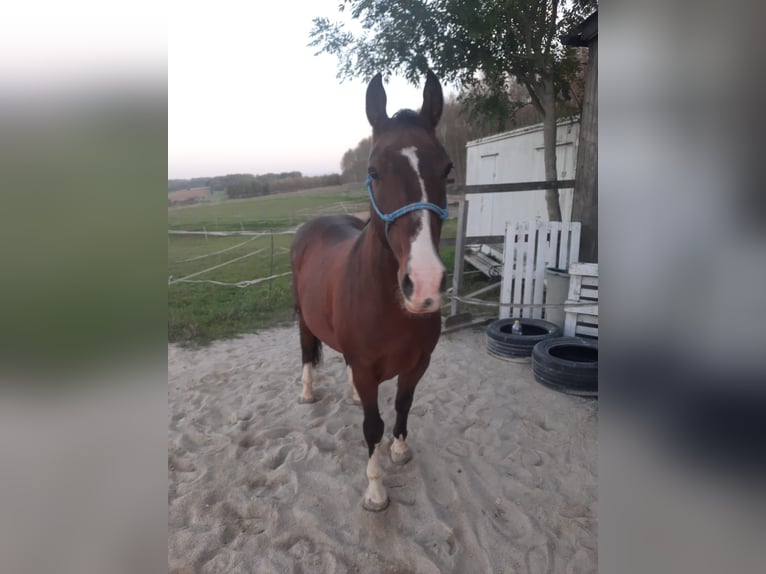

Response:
(531, 337), (598, 397)
(486, 318), (562, 361)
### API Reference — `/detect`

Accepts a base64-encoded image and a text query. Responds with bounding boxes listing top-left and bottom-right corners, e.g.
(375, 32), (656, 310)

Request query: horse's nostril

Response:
(401, 273), (414, 300)
(439, 272), (448, 293)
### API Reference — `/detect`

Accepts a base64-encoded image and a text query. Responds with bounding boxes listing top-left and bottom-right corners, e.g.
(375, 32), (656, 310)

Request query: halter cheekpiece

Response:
(365, 174), (449, 242)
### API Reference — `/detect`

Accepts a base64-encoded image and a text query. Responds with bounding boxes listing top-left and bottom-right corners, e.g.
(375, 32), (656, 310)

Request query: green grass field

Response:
(168, 182), (369, 232)
(168, 185), (497, 345)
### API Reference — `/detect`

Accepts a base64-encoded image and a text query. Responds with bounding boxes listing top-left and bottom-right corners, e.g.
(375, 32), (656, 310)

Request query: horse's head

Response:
(365, 70), (452, 315)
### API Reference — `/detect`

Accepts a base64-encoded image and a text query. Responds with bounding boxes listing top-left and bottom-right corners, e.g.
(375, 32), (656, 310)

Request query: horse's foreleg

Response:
(300, 364), (315, 403)
(391, 359), (430, 465)
(355, 373), (388, 511)
(346, 364), (361, 403)
(298, 317), (322, 404)
(390, 388), (414, 465)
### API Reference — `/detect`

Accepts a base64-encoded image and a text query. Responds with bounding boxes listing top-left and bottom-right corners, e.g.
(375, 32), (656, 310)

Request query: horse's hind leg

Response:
(391, 359), (430, 465)
(298, 316), (322, 404)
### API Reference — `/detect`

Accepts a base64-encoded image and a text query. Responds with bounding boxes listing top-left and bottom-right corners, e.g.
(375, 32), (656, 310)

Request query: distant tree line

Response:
(339, 137), (372, 184)
(168, 171), (342, 199)
(270, 173), (341, 194)
(168, 177), (211, 192)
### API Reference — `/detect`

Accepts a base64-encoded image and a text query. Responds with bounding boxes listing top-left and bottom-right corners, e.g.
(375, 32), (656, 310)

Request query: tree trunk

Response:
(571, 37), (598, 262)
(541, 76), (562, 221)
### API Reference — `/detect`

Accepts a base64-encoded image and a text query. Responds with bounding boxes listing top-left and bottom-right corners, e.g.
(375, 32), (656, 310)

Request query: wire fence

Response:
(174, 235), (262, 263)
(168, 247), (269, 285)
(169, 271), (294, 288)
(168, 229), (593, 314)
(168, 229), (297, 238)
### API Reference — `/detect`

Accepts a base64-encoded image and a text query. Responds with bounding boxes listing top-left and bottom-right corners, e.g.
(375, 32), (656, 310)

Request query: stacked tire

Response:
(531, 337), (598, 397)
(486, 318), (562, 362)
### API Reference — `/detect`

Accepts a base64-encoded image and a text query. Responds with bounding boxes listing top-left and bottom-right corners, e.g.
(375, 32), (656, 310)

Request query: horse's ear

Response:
(366, 73), (388, 129)
(420, 69), (443, 129)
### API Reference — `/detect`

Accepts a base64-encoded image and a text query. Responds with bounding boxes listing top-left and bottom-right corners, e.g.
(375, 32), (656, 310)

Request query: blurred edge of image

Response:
(0, 4), (167, 574)
(600, 1), (766, 573)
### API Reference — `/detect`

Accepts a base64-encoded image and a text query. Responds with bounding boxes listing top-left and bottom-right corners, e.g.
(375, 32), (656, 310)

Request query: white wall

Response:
(465, 119), (579, 237)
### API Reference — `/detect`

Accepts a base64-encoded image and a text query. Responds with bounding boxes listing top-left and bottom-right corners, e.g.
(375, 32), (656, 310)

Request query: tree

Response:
(340, 136), (372, 183)
(437, 96), (497, 186)
(310, 0), (595, 221)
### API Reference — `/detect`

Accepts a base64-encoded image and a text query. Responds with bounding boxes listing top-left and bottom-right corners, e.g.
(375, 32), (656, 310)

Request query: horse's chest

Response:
(339, 316), (440, 378)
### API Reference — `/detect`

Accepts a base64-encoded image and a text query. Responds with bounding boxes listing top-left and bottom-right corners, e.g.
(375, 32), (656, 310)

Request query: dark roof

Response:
(562, 10), (598, 47)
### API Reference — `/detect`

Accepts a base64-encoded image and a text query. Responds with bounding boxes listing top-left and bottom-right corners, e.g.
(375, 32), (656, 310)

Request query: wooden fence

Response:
(448, 180), (576, 323)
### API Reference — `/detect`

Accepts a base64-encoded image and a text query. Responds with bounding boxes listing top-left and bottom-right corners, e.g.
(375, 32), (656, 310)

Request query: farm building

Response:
(461, 10), (598, 259)
(464, 118), (580, 237)
(449, 10), (598, 332)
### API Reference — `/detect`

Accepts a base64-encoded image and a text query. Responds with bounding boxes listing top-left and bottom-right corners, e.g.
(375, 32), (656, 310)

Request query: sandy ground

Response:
(168, 325), (597, 573)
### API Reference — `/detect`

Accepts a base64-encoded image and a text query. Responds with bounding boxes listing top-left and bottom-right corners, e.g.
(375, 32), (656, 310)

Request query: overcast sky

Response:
(168, 0), (449, 179)
(0, 1), (452, 180)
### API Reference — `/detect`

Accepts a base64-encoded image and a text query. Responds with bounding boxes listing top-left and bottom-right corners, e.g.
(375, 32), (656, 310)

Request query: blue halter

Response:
(365, 174), (449, 241)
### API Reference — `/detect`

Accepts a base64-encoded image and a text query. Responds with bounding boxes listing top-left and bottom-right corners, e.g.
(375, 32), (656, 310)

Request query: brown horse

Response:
(290, 70), (452, 511)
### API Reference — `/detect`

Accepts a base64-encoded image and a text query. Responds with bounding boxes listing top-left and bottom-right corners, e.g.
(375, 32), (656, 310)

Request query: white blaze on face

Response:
(400, 146), (445, 311)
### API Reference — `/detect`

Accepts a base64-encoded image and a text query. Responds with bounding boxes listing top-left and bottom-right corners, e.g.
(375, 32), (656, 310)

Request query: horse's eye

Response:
(443, 163), (453, 178)
(368, 168), (380, 180)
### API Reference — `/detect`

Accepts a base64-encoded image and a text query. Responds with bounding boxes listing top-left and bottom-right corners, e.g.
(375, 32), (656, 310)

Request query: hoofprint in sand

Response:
(168, 325), (597, 573)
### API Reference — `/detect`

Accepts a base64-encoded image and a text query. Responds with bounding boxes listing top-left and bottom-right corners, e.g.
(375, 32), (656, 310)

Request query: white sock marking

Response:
(391, 434), (409, 457)
(347, 366), (360, 402)
(301, 363), (314, 401)
(365, 442), (387, 506)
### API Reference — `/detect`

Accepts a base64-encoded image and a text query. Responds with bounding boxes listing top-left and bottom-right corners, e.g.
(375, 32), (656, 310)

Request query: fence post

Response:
(269, 230), (275, 295)
(450, 199), (469, 317)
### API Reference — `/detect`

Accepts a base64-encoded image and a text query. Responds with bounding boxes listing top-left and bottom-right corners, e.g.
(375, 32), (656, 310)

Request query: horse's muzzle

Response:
(401, 270), (447, 313)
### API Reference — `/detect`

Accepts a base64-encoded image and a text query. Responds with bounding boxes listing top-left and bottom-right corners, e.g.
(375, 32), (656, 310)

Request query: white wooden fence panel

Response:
(522, 224), (536, 311)
(582, 276), (598, 287)
(568, 224), (581, 268)
(546, 221), (561, 269)
(500, 224), (520, 319)
(563, 262), (599, 338)
(569, 275), (583, 300)
(532, 224), (548, 319)
(571, 324), (599, 338)
(511, 223), (527, 318)
(557, 224), (571, 269)
(500, 220), (582, 320)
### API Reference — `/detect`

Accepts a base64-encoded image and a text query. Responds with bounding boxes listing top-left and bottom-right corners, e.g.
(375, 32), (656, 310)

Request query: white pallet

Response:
(563, 262), (598, 338)
(499, 220), (581, 320)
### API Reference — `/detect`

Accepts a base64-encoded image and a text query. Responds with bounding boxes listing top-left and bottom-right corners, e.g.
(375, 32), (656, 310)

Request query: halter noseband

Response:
(365, 174), (449, 242)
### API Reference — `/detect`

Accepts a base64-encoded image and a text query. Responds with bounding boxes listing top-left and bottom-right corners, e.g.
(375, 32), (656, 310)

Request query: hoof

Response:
(390, 436), (412, 465)
(362, 495), (390, 512)
(298, 396), (317, 404)
(390, 447), (412, 465)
